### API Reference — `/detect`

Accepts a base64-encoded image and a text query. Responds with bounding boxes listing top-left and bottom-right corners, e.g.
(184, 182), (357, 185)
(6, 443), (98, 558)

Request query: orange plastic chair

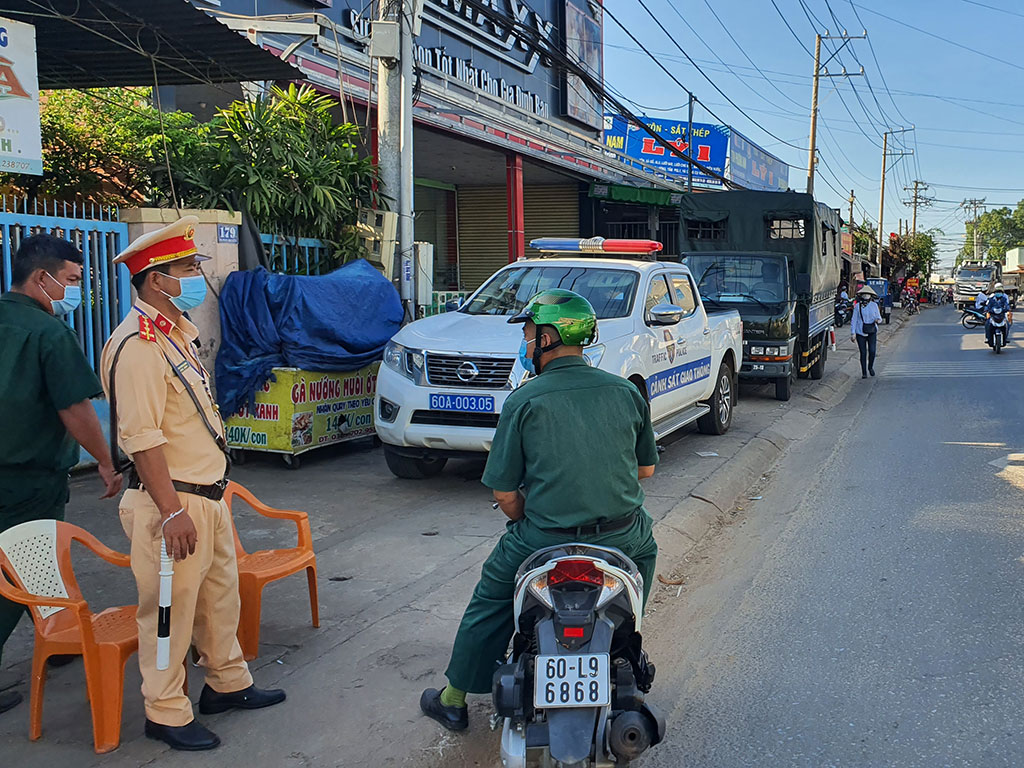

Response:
(223, 482), (319, 660)
(0, 520), (136, 754)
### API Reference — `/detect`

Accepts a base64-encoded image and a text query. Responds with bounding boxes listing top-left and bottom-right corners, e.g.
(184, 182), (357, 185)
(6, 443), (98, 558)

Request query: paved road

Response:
(641, 306), (1024, 767)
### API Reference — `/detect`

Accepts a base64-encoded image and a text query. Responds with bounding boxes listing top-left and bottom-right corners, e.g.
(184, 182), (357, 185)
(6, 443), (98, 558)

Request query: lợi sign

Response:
(602, 114), (728, 187)
(0, 18), (41, 176)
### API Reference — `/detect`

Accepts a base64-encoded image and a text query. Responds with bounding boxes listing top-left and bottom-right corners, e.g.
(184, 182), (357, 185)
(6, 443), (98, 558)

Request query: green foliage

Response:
(959, 201), (1024, 263)
(180, 84), (381, 271)
(889, 229), (940, 277)
(0, 88), (203, 205)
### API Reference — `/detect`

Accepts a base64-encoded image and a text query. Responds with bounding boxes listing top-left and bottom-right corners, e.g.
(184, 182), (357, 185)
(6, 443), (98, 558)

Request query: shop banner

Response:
(726, 130), (789, 192)
(226, 365), (379, 455)
(603, 113), (728, 187)
(0, 18), (42, 176)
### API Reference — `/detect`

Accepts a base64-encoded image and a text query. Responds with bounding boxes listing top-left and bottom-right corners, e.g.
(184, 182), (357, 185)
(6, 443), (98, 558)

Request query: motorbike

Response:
(905, 299), (919, 316)
(834, 299), (853, 328)
(493, 543), (665, 767)
(988, 306), (1010, 353)
(961, 306), (986, 329)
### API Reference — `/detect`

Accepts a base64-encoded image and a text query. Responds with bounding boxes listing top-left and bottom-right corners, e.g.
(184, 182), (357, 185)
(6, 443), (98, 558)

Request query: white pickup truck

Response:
(375, 238), (744, 478)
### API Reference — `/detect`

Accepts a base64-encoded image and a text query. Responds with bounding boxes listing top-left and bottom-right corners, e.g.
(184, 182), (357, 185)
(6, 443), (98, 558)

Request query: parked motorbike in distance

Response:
(961, 306), (986, 329)
(834, 298), (852, 328)
(493, 543), (665, 767)
(905, 299), (919, 316)
(989, 306), (1009, 354)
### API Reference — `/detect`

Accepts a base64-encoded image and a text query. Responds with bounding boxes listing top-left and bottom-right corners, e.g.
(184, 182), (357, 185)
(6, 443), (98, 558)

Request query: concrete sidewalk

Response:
(0, 310), (915, 767)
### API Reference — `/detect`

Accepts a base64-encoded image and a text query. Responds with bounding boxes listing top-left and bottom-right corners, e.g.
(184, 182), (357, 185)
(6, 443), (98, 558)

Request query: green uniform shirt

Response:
(0, 292), (102, 474)
(482, 356), (658, 530)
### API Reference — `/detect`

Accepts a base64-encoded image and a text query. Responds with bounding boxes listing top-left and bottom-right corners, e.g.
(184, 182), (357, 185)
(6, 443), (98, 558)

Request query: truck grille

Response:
(411, 410), (500, 428)
(425, 354), (514, 389)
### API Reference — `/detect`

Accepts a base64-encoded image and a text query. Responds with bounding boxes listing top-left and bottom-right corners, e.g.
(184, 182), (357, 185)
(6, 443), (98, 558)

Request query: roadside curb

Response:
(653, 310), (915, 579)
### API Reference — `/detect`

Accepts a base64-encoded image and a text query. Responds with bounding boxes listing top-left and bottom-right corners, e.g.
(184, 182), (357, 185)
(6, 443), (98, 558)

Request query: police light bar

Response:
(530, 237), (663, 255)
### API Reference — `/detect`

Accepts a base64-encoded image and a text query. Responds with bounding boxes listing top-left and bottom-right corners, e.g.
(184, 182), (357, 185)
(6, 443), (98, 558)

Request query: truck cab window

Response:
(669, 274), (698, 316)
(645, 275), (672, 315)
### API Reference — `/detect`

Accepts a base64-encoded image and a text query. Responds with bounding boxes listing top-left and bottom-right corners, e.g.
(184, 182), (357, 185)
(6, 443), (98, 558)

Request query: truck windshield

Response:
(462, 266), (639, 318)
(958, 269), (992, 280)
(685, 254), (788, 306)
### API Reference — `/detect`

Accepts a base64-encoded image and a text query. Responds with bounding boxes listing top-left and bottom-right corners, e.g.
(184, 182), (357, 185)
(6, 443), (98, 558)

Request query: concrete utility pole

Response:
(848, 189), (855, 229)
(877, 127), (914, 260)
(806, 31), (865, 197)
(903, 180), (930, 237)
(961, 198), (986, 260)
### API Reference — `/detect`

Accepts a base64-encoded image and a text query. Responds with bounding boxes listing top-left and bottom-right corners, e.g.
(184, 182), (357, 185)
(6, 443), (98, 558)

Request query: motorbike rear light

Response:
(549, 560), (604, 586)
(563, 627), (584, 638)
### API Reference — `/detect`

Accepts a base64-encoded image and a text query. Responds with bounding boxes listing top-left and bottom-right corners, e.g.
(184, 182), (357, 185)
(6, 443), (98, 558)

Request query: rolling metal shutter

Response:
(456, 186), (507, 291)
(524, 185), (580, 254)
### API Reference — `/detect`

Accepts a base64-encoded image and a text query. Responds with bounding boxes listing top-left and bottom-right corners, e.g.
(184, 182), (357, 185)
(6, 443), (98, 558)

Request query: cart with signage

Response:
(866, 278), (891, 324)
(225, 364), (379, 469)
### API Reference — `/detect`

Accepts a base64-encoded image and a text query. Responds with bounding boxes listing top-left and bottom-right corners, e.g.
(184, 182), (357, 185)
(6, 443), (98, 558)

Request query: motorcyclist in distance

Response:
(985, 283), (1012, 347)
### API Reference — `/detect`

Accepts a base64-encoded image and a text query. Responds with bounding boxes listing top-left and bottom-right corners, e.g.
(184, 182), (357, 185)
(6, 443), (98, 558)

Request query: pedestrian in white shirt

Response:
(850, 285), (882, 378)
(975, 290), (988, 310)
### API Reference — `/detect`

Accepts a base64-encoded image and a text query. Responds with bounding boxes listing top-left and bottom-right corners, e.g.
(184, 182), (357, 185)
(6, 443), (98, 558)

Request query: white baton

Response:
(156, 509), (183, 671)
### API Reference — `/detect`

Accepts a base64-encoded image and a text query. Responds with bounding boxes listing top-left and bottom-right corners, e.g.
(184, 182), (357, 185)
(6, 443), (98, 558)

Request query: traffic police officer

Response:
(100, 217), (284, 751)
(420, 289), (659, 731)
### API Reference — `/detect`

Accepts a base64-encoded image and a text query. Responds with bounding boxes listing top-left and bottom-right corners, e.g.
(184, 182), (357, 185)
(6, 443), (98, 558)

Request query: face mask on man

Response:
(518, 337), (536, 375)
(44, 271), (82, 315)
(160, 273), (207, 311)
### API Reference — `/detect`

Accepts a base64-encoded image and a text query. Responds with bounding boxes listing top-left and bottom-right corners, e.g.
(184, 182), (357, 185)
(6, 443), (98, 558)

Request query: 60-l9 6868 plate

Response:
(533, 653), (610, 709)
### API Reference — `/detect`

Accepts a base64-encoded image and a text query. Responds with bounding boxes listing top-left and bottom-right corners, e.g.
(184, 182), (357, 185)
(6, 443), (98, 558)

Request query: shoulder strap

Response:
(158, 348), (232, 477)
(108, 332), (139, 474)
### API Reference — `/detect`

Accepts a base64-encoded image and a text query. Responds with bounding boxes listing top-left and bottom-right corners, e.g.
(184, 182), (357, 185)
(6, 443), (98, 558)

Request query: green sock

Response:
(440, 685), (467, 708)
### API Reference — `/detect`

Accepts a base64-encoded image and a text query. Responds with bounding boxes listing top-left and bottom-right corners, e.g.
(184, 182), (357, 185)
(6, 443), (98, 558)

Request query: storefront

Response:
(194, 0), (683, 292)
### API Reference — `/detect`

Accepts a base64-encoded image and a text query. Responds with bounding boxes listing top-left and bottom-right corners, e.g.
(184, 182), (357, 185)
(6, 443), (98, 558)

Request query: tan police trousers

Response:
(119, 489), (252, 726)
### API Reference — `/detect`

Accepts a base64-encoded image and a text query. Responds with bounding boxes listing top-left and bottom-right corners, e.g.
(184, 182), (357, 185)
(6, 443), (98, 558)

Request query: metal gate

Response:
(0, 198), (130, 373)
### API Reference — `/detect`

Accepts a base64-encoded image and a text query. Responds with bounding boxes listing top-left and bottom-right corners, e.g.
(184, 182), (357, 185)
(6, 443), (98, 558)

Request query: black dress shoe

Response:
(198, 684), (286, 715)
(420, 688), (468, 731)
(0, 690), (22, 714)
(144, 719), (220, 751)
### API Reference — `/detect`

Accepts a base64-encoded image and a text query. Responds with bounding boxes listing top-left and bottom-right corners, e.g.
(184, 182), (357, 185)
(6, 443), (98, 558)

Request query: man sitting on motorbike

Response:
(975, 289), (989, 311)
(419, 289), (660, 732)
(985, 283), (1012, 347)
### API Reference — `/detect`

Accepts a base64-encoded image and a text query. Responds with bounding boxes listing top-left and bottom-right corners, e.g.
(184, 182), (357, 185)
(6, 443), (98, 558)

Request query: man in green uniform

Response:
(420, 289), (659, 731)
(0, 235), (122, 715)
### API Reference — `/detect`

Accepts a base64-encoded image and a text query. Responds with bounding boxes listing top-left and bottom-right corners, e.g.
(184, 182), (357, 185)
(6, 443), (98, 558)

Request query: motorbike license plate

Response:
(533, 653), (610, 709)
(428, 393), (495, 412)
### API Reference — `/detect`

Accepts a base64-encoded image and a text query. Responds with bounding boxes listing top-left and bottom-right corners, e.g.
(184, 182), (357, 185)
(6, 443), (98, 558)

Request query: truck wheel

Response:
(383, 445), (447, 479)
(698, 362), (734, 435)
(810, 339), (827, 380)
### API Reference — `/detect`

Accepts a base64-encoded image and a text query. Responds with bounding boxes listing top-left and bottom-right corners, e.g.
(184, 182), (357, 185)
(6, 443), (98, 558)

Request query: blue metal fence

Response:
(260, 234), (329, 275)
(1, 197), (130, 373)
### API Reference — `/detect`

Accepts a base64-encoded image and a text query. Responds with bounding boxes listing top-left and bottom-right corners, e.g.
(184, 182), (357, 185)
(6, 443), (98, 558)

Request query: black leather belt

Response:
(127, 469), (228, 502)
(542, 510), (637, 538)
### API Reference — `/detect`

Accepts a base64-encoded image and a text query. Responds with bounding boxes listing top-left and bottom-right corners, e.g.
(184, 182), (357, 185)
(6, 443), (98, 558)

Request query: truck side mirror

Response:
(444, 300), (463, 312)
(795, 273), (811, 294)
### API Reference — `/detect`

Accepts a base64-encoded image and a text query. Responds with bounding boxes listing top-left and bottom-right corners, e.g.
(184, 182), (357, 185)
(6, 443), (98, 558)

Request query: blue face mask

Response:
(161, 274), (207, 311)
(45, 272), (82, 315)
(518, 337), (536, 375)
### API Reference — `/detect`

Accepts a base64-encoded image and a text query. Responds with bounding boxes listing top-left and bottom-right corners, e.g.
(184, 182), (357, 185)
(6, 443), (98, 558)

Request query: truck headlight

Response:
(750, 346), (765, 355)
(383, 341), (424, 381)
(583, 344), (606, 367)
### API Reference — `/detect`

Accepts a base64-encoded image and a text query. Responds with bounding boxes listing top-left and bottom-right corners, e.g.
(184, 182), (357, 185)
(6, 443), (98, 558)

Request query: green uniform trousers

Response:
(445, 509), (658, 694)
(0, 473), (69, 667)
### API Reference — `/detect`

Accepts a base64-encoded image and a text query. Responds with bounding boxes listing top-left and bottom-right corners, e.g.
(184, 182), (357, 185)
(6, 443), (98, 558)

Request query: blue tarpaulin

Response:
(216, 260), (402, 416)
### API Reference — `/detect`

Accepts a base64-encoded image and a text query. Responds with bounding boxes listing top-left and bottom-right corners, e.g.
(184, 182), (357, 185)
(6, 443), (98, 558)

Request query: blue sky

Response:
(602, 0), (1024, 269)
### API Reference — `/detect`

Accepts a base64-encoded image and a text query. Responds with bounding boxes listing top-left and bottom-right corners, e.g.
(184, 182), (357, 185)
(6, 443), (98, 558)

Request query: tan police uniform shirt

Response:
(99, 299), (226, 484)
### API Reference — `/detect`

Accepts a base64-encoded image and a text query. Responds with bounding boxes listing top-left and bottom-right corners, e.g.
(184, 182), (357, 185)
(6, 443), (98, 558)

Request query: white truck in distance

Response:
(374, 237), (744, 479)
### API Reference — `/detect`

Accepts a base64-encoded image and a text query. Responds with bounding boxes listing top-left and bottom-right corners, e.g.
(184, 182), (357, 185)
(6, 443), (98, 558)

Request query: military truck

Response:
(678, 190), (842, 401)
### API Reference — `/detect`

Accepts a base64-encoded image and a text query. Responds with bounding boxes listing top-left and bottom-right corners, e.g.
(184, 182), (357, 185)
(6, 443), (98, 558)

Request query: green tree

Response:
(959, 201), (1024, 262)
(0, 88), (203, 206)
(181, 84), (381, 271)
(888, 229), (940, 278)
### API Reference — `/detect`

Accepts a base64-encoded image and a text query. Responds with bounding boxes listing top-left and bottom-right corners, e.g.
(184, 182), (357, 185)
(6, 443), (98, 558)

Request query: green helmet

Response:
(509, 289), (598, 346)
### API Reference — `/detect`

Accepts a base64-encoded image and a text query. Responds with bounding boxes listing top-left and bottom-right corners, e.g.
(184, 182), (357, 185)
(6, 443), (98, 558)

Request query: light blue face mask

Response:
(45, 272), (82, 315)
(518, 337), (536, 375)
(161, 273), (207, 311)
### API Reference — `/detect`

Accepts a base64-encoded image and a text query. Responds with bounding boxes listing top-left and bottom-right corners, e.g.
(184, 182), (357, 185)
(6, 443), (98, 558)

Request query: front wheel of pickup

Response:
(698, 362), (734, 435)
(383, 446), (448, 479)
